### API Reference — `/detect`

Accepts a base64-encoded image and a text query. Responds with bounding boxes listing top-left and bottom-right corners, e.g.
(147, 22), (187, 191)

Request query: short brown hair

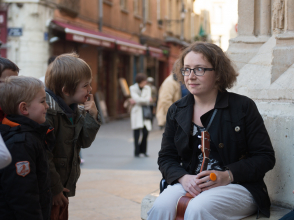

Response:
(45, 53), (92, 97)
(173, 42), (238, 91)
(0, 76), (44, 115)
(135, 73), (147, 84)
(0, 57), (19, 77)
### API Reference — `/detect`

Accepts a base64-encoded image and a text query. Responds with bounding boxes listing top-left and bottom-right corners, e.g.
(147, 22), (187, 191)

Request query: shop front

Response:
(49, 20), (147, 119)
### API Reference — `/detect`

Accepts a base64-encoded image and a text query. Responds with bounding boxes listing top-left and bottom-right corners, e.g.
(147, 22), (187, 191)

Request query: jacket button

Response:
(74, 161), (77, 165)
(219, 143), (224, 149)
(235, 126), (240, 132)
(60, 163), (64, 166)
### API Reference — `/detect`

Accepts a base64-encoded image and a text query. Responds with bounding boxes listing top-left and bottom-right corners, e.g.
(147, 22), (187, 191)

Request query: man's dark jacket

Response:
(0, 115), (54, 220)
(158, 91), (275, 217)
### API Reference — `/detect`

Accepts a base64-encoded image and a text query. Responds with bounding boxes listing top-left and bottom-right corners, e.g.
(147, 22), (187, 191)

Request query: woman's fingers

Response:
(179, 174), (203, 197)
(187, 183), (201, 197)
(198, 180), (216, 189)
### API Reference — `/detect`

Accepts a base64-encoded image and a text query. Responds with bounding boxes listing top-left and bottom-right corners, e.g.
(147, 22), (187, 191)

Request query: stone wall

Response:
(227, 0), (294, 209)
(5, 1), (54, 78)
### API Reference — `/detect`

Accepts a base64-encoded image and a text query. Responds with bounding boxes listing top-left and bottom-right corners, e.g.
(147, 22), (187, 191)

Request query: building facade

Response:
(3, 0), (203, 119)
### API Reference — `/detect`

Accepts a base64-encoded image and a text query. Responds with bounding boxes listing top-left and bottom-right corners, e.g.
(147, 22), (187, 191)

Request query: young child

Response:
(0, 57), (19, 122)
(0, 76), (54, 219)
(45, 53), (101, 219)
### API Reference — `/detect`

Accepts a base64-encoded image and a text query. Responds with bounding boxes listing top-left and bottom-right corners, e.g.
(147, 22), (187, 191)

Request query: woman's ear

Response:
(18, 102), (29, 116)
(62, 86), (70, 97)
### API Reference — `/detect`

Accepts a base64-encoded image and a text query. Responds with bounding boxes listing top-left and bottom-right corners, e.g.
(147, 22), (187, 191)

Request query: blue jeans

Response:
(279, 209), (294, 220)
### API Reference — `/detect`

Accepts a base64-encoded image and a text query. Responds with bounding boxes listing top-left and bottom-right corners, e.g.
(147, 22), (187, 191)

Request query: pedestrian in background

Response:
(130, 73), (152, 157)
(147, 77), (158, 124)
(45, 53), (101, 220)
(0, 76), (54, 220)
(156, 73), (181, 129)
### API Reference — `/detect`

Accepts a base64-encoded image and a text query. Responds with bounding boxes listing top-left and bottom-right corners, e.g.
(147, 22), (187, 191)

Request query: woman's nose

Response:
(188, 71), (197, 79)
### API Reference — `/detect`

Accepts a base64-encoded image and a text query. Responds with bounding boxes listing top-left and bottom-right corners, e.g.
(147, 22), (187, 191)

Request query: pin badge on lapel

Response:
(235, 126), (240, 132)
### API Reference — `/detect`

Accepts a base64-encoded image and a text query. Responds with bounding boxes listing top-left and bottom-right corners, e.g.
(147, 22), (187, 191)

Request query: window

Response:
(120, 0), (127, 10)
(144, 0), (150, 21)
(134, 0), (142, 16)
(157, 0), (161, 21)
(168, 0), (172, 19)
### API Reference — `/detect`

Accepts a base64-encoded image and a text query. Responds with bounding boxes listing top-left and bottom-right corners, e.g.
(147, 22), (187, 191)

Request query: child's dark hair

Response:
(0, 57), (19, 77)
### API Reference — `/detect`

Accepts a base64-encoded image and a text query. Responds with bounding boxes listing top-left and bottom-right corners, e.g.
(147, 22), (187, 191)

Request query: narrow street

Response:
(69, 118), (163, 220)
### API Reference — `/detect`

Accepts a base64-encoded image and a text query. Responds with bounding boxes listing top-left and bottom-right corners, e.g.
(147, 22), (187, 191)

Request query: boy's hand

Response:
(52, 188), (70, 206)
(84, 94), (98, 119)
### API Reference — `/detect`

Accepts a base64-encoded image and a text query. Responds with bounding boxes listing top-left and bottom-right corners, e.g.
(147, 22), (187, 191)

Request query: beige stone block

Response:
(141, 192), (159, 220)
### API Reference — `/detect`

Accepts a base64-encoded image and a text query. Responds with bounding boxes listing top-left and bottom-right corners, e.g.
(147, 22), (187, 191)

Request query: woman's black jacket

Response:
(158, 91), (275, 217)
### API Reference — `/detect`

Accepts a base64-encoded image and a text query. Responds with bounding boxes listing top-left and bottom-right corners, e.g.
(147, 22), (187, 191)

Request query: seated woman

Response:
(147, 42), (275, 220)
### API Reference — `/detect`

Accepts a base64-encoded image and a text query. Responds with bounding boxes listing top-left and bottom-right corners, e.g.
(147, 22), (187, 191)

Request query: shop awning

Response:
(52, 20), (115, 48)
(116, 40), (146, 55)
(148, 46), (164, 58)
(52, 20), (147, 54)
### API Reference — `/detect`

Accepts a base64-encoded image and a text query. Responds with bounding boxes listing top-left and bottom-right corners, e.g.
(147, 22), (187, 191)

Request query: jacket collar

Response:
(214, 90), (229, 109)
(174, 90), (229, 136)
(45, 88), (77, 118)
(175, 90), (229, 109)
(1, 115), (53, 136)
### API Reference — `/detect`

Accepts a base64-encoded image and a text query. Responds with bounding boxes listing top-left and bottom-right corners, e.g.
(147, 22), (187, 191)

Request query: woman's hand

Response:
(178, 174), (202, 197)
(129, 98), (136, 105)
(196, 170), (232, 191)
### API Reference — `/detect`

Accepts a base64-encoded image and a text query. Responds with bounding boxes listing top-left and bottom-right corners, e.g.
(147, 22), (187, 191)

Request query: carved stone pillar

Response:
(260, 0), (271, 36)
(238, 0), (255, 36)
(227, 0), (268, 70)
(285, 0), (294, 32)
(272, 0), (285, 34)
(272, 0), (294, 83)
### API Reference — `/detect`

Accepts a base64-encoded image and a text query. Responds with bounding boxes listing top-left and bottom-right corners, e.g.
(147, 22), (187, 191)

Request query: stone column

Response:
(260, 0), (271, 36)
(285, 0), (294, 32)
(272, 0), (294, 83)
(227, 0), (269, 70)
(237, 0), (255, 36)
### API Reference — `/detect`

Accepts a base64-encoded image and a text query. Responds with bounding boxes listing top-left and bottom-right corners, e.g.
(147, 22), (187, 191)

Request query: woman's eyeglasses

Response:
(180, 67), (214, 76)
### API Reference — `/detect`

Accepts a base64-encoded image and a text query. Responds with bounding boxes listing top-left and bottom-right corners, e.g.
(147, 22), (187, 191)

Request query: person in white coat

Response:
(130, 73), (152, 157)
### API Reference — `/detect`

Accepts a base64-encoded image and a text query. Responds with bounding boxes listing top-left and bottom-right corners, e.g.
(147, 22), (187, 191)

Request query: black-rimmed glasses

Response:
(180, 67), (214, 76)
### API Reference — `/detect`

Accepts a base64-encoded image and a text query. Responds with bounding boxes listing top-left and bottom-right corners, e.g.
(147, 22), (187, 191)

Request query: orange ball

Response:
(210, 173), (217, 181)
